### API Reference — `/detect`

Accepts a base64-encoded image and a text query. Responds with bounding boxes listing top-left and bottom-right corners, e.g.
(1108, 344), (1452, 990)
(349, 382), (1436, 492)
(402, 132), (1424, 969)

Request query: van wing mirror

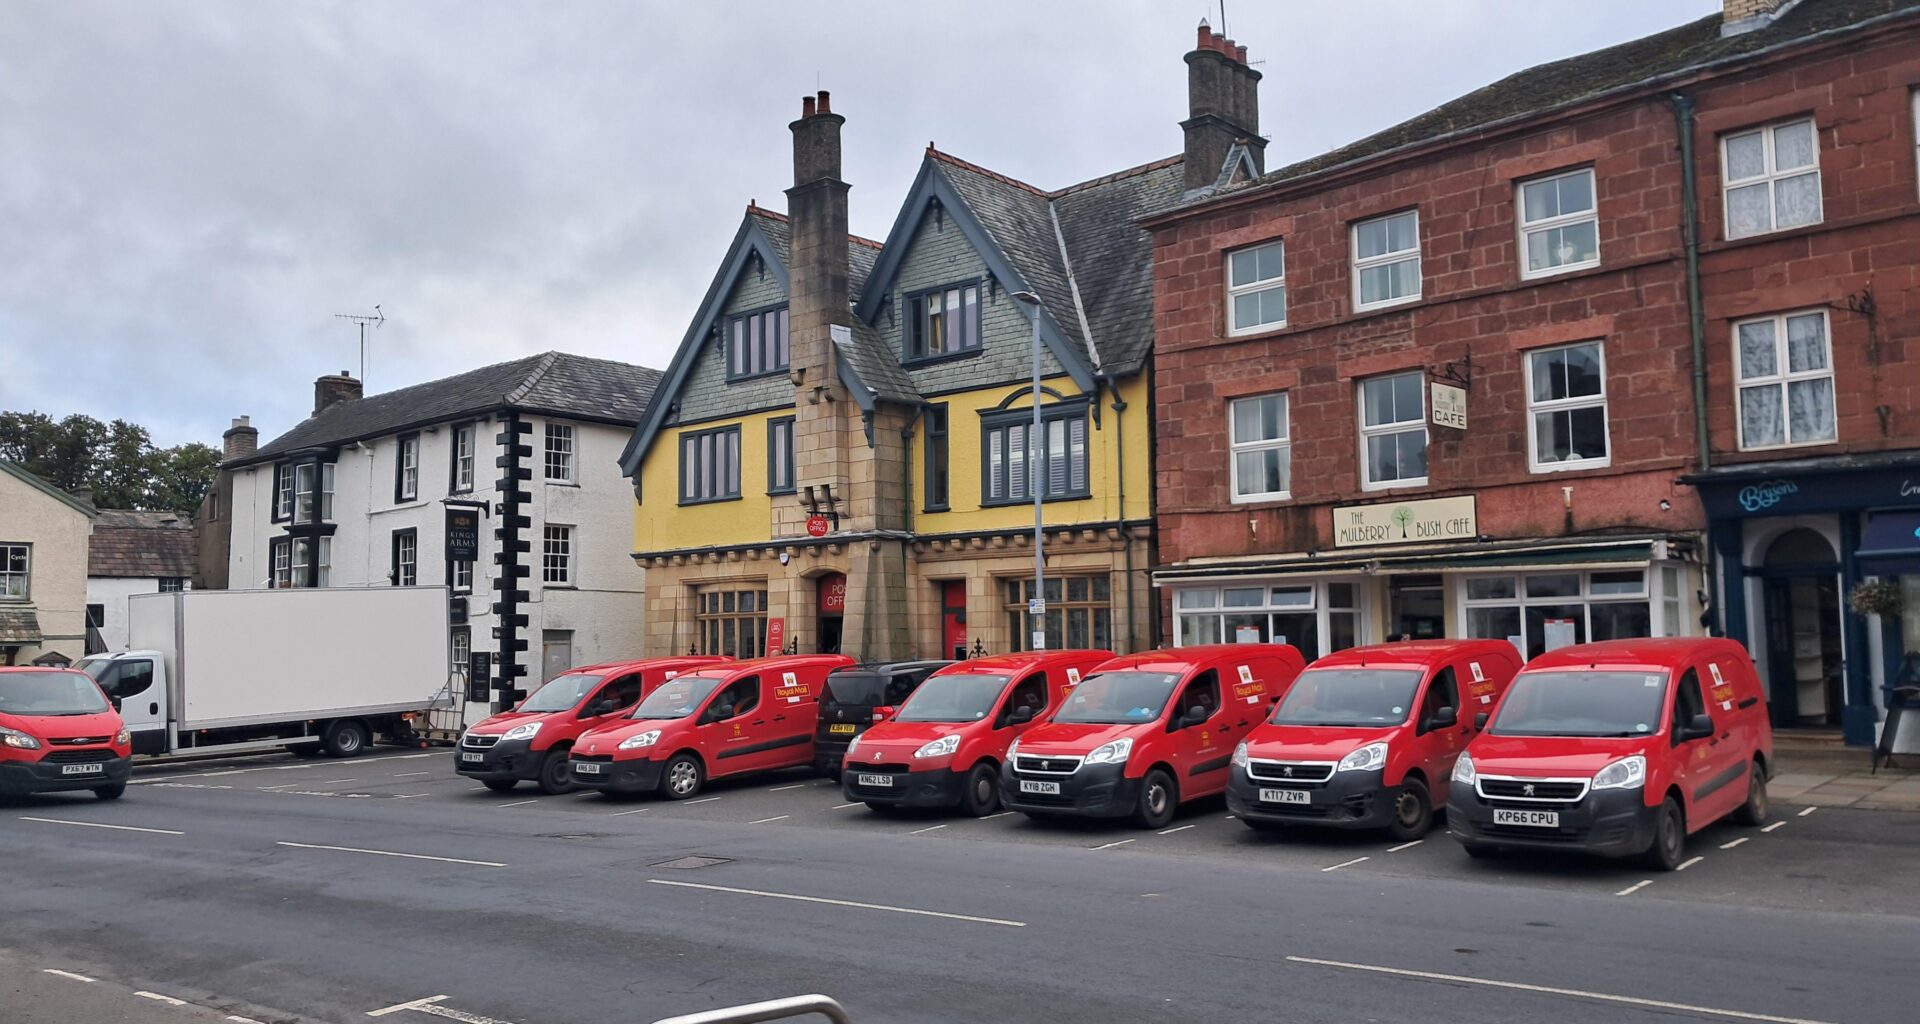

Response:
(1426, 706), (1457, 730)
(585, 700), (616, 717)
(1008, 705), (1035, 725)
(1681, 713), (1715, 741)
(1473, 711), (1489, 731)
(1180, 707), (1209, 728)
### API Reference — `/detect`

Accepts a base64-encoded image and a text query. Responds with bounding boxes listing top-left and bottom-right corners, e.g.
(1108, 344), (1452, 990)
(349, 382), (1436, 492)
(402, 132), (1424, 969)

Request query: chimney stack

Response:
(222, 416), (259, 461)
(1721, 0), (1796, 36)
(1182, 19), (1264, 192)
(313, 371), (363, 416)
(785, 89), (852, 510)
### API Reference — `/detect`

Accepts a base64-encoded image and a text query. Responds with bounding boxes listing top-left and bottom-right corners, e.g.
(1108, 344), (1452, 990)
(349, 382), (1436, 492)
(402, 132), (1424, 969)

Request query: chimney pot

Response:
(1235, 45), (1248, 63)
(803, 95), (816, 118)
(222, 415), (260, 460)
(816, 90), (831, 114)
(1196, 21), (1210, 48)
(313, 372), (364, 417)
(1182, 24), (1265, 191)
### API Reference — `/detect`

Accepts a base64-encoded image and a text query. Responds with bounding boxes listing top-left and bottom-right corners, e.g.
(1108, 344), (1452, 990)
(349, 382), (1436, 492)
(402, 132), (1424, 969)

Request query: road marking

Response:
(393, 772), (431, 778)
(768, 783), (807, 792)
(683, 796), (722, 805)
(229, 1016), (265, 1023)
(909, 824), (947, 835)
(981, 811), (1015, 820)
(496, 799), (538, 809)
(1223, 813), (1236, 819)
(750, 815), (790, 824)
(19, 816), (184, 836)
(1720, 837), (1750, 850)
(320, 779), (359, 785)
(1615, 879), (1653, 896)
(1322, 856), (1370, 872)
(1091, 838), (1134, 851)
(136, 992), (188, 1006)
(415, 1004), (514, 1024)
(42, 969), (96, 983)
(647, 878), (1025, 928)
(832, 802), (861, 810)
(134, 752), (435, 784)
(1387, 840), (1423, 852)
(257, 784), (298, 791)
(609, 807), (650, 816)
(1157, 824), (1195, 835)
(1676, 855), (1705, 871)
(1285, 955), (1838, 1024)
(1797, 806), (1817, 817)
(1762, 821), (1786, 833)
(368, 995), (448, 1017)
(393, 794), (429, 799)
(276, 841), (505, 868)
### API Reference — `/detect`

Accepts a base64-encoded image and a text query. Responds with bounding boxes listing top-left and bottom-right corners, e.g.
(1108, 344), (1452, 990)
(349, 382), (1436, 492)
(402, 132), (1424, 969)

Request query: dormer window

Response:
(727, 306), (789, 380)
(906, 282), (982, 362)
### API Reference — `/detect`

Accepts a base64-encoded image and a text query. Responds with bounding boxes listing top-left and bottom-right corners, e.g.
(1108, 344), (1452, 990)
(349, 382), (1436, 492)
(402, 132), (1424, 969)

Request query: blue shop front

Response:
(1686, 452), (1920, 749)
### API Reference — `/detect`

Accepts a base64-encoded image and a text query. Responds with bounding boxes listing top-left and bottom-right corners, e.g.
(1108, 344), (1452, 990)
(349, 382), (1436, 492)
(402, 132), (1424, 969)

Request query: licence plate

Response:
(856, 773), (894, 787)
(1493, 808), (1560, 828)
(829, 724), (858, 735)
(574, 762), (603, 775)
(1019, 779), (1061, 795)
(460, 752), (484, 763)
(1258, 787), (1310, 805)
(60, 763), (104, 776)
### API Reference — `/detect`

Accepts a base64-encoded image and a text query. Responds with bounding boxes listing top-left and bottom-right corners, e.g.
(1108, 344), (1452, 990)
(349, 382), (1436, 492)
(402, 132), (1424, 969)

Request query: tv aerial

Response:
(333, 305), (385, 384)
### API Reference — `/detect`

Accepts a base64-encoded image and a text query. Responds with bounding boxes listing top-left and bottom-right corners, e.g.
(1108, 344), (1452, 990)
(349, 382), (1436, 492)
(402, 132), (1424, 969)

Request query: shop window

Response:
(1734, 310), (1835, 451)
(1004, 575), (1110, 653)
(1462, 570), (1651, 659)
(696, 586), (768, 658)
(1174, 581), (1359, 658)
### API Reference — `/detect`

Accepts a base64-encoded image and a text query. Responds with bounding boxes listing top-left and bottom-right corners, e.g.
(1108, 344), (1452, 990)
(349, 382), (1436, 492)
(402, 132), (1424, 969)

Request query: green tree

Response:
(0, 410), (220, 513)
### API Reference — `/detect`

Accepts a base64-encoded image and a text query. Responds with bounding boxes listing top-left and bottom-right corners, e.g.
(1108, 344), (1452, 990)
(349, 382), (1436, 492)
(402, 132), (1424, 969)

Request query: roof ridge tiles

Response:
(746, 202), (883, 249)
(505, 350), (561, 405)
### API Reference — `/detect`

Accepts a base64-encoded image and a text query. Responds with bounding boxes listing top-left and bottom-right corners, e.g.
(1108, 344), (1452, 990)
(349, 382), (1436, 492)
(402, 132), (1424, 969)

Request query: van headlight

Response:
(115, 729), (132, 746)
(502, 722), (542, 742)
(1591, 755), (1646, 791)
(1453, 751), (1477, 785)
(847, 735), (863, 755)
(1230, 741), (1249, 768)
(1335, 741), (1388, 773)
(1083, 738), (1133, 765)
(618, 729), (661, 751)
(914, 736), (960, 759)
(0, 727), (40, 750)
(1005, 738), (1020, 759)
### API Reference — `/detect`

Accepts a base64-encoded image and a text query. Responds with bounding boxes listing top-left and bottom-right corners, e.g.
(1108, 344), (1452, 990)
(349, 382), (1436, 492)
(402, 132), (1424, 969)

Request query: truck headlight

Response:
(913, 736), (960, 759)
(0, 727), (40, 750)
(1335, 741), (1388, 773)
(1083, 738), (1133, 765)
(1230, 741), (1249, 768)
(502, 722), (542, 742)
(1453, 751), (1477, 785)
(618, 730), (661, 751)
(1591, 755), (1646, 791)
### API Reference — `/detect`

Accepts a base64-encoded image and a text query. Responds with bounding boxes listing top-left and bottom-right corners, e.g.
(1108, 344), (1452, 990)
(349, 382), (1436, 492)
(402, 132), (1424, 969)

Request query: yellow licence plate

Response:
(829, 724), (858, 734)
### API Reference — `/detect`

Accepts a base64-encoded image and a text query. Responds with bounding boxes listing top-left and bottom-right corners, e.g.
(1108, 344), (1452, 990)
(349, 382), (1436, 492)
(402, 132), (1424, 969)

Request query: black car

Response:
(814, 661), (951, 778)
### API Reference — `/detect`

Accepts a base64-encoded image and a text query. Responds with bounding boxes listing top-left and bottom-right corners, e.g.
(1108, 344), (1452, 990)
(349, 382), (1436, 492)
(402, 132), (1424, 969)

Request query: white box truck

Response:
(76, 587), (455, 759)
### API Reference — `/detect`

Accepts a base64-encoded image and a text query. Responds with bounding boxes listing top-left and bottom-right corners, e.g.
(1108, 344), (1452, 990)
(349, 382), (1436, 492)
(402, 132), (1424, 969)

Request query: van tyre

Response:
(1132, 768), (1177, 830)
(93, 783), (126, 801)
(1641, 796), (1686, 871)
(960, 762), (1000, 817)
(321, 720), (369, 758)
(536, 751), (576, 796)
(483, 779), (518, 793)
(1732, 762), (1768, 826)
(661, 754), (704, 800)
(1387, 778), (1433, 841)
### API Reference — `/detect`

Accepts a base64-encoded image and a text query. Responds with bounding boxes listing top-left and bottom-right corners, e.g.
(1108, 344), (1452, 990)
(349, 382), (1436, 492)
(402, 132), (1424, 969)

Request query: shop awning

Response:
(1154, 536), (1686, 584)
(0, 607), (43, 645)
(1858, 511), (1920, 574)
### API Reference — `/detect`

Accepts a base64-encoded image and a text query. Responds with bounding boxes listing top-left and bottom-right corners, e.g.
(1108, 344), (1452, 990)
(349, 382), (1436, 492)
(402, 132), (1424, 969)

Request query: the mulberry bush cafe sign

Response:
(1332, 495), (1478, 549)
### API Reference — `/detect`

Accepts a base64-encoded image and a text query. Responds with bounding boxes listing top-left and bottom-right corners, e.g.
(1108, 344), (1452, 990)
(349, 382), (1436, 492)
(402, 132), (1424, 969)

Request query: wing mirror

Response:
(707, 703), (735, 723)
(586, 700), (616, 717)
(1473, 711), (1489, 731)
(1007, 705), (1036, 725)
(1424, 706), (1457, 731)
(1179, 707), (1209, 729)
(1679, 713), (1715, 742)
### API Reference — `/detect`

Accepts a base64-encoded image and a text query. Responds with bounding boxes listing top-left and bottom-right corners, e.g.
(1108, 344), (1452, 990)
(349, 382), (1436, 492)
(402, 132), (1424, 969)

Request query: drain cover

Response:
(651, 855), (733, 870)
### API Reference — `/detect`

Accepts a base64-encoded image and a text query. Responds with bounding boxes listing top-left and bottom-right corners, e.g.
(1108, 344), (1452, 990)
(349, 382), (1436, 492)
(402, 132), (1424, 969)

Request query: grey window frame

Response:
(904, 280), (984, 364)
(924, 403), (950, 512)
(678, 425), (743, 505)
(980, 400), (1090, 507)
(767, 416), (796, 495)
(726, 304), (790, 381)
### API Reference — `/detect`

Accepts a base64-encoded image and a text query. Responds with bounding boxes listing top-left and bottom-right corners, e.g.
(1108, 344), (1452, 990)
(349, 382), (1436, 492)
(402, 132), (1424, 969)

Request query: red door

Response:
(1170, 671), (1236, 797)
(699, 676), (771, 778)
(941, 581), (969, 661)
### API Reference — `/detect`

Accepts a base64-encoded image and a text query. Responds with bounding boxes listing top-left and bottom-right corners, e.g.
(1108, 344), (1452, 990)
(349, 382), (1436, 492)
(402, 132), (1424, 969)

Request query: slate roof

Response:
(239, 352), (662, 467)
(0, 461), (96, 518)
(88, 510), (196, 579)
(0, 607), (41, 645)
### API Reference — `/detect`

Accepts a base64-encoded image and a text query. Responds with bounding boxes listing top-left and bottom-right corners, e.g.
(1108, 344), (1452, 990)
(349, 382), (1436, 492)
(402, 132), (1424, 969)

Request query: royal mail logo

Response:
(1737, 479), (1799, 512)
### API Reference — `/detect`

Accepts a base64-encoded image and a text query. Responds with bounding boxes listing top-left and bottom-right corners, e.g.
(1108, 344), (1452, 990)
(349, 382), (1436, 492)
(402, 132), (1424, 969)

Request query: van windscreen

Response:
(519, 673), (606, 713)
(1271, 669), (1420, 727)
(1052, 672), (1181, 724)
(893, 674), (1009, 723)
(1489, 670), (1669, 738)
(630, 677), (724, 720)
(0, 670), (111, 716)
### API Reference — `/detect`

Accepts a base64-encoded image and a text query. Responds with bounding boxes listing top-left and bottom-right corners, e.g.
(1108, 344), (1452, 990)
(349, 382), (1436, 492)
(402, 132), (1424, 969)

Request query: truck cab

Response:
(1228, 640), (1521, 839)
(456, 656), (728, 794)
(0, 666), (133, 801)
(570, 654), (855, 800)
(77, 651), (168, 756)
(841, 650), (1110, 816)
(1001, 644), (1305, 829)
(814, 661), (952, 778)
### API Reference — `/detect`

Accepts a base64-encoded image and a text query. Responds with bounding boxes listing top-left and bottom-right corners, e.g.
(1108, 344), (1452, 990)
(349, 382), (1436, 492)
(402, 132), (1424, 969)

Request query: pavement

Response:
(1, 745), (1915, 1024)
(1768, 748), (1920, 810)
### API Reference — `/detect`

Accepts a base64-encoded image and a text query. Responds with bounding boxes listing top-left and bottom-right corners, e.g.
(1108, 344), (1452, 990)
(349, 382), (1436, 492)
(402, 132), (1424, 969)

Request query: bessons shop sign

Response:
(1332, 495), (1478, 549)
(1695, 463), (1920, 519)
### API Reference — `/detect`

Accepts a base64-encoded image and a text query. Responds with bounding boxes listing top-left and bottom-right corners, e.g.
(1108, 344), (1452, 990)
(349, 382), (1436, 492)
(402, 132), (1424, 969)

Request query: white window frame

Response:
(394, 532), (417, 587)
(1226, 239), (1287, 335)
(315, 537), (331, 588)
(1171, 579), (1366, 659)
(0, 543), (29, 600)
(270, 539), (291, 589)
(543, 525), (573, 586)
(398, 437), (420, 502)
(1357, 371), (1428, 492)
(1228, 393), (1291, 503)
(1457, 570), (1655, 658)
(1524, 340), (1611, 473)
(451, 559), (473, 593)
(544, 423), (576, 483)
(454, 423), (476, 493)
(273, 465), (294, 520)
(1517, 168), (1600, 280)
(1721, 117), (1822, 240)
(1733, 308), (1837, 452)
(1351, 210), (1422, 312)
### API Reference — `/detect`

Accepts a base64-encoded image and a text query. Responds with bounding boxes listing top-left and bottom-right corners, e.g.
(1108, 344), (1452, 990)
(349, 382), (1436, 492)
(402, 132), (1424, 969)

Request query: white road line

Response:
(134, 752), (435, 784)
(229, 1016), (265, 1023)
(1285, 955), (1838, 1024)
(1762, 821), (1786, 833)
(832, 802), (861, 810)
(1615, 879), (1653, 897)
(393, 772), (431, 778)
(42, 969), (96, 983)
(368, 995), (449, 1017)
(19, 816), (184, 836)
(647, 878), (1025, 928)
(320, 779), (359, 785)
(417, 1004), (514, 1024)
(1322, 856), (1370, 872)
(135, 992), (187, 1006)
(257, 784), (298, 791)
(1676, 855), (1705, 871)
(1720, 837), (1750, 850)
(981, 811), (1015, 820)
(768, 783), (807, 792)
(393, 794), (429, 799)
(1091, 838), (1134, 851)
(683, 796), (722, 805)
(1797, 806), (1817, 817)
(1157, 824), (1196, 835)
(1387, 840), (1424, 853)
(276, 841), (506, 868)
(909, 824), (947, 835)
(1223, 813), (1236, 819)
(750, 815), (791, 824)
(609, 807), (650, 816)
(496, 799), (538, 809)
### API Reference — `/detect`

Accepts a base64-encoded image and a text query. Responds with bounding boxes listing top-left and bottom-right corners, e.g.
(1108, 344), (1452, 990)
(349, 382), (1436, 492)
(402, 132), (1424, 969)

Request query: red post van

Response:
(456, 656), (728, 794)
(0, 667), (133, 801)
(840, 650), (1112, 815)
(568, 654), (855, 799)
(1447, 637), (1774, 870)
(1227, 640), (1521, 839)
(1000, 644), (1306, 829)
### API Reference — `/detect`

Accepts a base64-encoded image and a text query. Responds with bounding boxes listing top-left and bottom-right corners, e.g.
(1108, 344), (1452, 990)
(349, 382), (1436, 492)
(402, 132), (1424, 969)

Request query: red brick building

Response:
(1146, 0), (1920, 746)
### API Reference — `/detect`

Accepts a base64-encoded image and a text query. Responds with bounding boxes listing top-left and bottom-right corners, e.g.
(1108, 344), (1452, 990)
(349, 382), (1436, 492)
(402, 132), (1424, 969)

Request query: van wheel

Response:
(1386, 778), (1433, 841)
(1732, 763), (1769, 826)
(1132, 769), (1177, 829)
(321, 720), (369, 758)
(660, 754), (704, 800)
(536, 751), (576, 796)
(960, 762), (1000, 817)
(1640, 797), (1686, 871)
(483, 780), (518, 793)
(93, 783), (126, 801)
(1462, 842), (1498, 860)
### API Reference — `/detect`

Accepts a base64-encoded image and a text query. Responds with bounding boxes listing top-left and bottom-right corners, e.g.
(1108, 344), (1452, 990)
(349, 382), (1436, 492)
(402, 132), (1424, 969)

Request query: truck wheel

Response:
(960, 762), (1001, 817)
(321, 720), (369, 758)
(536, 751), (576, 796)
(483, 779), (518, 793)
(1131, 768), (1177, 829)
(660, 754), (704, 800)
(93, 783), (126, 801)
(1732, 763), (1769, 826)
(1640, 796), (1686, 871)
(1386, 778), (1433, 841)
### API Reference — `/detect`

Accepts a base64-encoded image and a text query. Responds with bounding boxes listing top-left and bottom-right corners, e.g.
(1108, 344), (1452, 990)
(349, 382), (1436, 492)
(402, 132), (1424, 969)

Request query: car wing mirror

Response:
(586, 701), (615, 717)
(1472, 711), (1489, 731)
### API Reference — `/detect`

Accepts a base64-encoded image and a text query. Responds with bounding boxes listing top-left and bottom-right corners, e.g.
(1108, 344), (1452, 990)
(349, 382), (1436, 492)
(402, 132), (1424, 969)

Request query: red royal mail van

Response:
(456, 656), (729, 794)
(1448, 637), (1774, 870)
(1001, 644), (1305, 829)
(1227, 640), (1522, 839)
(840, 649), (1112, 815)
(0, 667), (133, 801)
(569, 654), (854, 799)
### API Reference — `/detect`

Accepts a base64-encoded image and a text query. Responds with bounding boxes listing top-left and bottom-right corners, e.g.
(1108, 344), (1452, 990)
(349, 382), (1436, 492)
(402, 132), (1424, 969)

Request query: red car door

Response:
(1667, 666), (1729, 824)
(764, 668), (819, 770)
(698, 676), (768, 779)
(1171, 670), (1234, 797)
(1413, 665), (1465, 784)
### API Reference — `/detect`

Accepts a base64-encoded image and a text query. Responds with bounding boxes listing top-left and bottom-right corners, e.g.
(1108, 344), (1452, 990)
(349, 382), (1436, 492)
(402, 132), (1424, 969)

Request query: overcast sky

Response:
(0, 0), (1719, 449)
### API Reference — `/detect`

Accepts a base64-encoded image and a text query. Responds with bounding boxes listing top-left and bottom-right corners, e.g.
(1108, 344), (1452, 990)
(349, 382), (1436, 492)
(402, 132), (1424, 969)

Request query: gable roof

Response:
(0, 461), (97, 518)
(238, 351), (662, 468)
(88, 510), (196, 579)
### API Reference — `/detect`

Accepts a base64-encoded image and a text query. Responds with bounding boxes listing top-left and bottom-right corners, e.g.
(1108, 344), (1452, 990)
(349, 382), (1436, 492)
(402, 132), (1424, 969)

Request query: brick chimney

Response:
(222, 416), (258, 461)
(1182, 19), (1264, 192)
(313, 371), (362, 416)
(784, 90), (852, 522)
(1722, 0), (1798, 36)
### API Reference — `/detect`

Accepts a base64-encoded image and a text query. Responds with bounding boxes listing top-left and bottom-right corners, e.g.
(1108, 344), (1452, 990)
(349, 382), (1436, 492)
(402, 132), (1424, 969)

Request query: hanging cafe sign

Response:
(1332, 495), (1478, 549)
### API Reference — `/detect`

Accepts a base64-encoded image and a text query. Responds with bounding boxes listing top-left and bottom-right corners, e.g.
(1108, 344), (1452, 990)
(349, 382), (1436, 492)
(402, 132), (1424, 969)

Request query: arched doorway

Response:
(816, 573), (846, 655)
(1760, 528), (1844, 728)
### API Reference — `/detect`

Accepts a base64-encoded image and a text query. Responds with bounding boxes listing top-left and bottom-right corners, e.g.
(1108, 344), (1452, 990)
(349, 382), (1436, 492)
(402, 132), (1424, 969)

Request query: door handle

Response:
(1236, 720), (1249, 728)
(773, 715), (787, 723)
(752, 720), (766, 726)
(149, 703), (159, 715)
(1719, 732), (1731, 741)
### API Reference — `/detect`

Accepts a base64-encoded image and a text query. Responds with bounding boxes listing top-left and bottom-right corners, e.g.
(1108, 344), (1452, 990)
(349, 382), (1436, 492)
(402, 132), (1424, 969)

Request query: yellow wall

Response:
(633, 408), (793, 552)
(913, 372), (1152, 535)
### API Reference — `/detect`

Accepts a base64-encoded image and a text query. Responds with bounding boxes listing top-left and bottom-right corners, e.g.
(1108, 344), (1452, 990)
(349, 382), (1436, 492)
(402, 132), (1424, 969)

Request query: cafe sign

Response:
(1333, 495), (1478, 549)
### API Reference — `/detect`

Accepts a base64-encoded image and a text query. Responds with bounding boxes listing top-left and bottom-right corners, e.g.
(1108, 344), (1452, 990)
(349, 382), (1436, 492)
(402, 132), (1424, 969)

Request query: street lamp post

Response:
(1012, 290), (1045, 650)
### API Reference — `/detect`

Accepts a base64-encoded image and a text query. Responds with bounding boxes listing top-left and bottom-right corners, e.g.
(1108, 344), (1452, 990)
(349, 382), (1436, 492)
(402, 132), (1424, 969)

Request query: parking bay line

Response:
(609, 807), (650, 816)
(750, 815), (791, 824)
(909, 824), (946, 835)
(496, 800), (538, 809)
(42, 969), (96, 983)
(832, 802), (861, 810)
(683, 796), (722, 805)
(1091, 838), (1134, 851)
(19, 816), (184, 836)
(646, 878), (1025, 928)
(1676, 855), (1705, 871)
(1387, 840), (1424, 852)
(1720, 837), (1750, 850)
(1798, 806), (1817, 817)
(767, 783), (808, 792)
(1322, 856), (1370, 872)
(1157, 824), (1196, 835)
(133, 752), (435, 784)
(276, 841), (506, 868)
(1762, 821), (1786, 833)
(1285, 955), (1838, 1024)
(1616, 879), (1653, 897)
(135, 992), (188, 1006)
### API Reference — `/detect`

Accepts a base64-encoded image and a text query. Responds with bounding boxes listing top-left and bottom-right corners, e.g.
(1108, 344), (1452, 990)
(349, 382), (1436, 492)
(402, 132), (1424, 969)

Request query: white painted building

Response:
(85, 509), (195, 652)
(220, 353), (661, 716)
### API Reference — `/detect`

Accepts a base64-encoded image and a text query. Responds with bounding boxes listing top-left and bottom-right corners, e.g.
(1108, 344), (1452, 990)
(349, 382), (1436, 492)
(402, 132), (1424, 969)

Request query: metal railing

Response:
(649, 994), (852, 1024)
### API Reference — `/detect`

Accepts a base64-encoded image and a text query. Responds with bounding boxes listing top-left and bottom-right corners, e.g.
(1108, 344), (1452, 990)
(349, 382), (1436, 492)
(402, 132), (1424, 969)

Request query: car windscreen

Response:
(1051, 671), (1182, 725)
(630, 676), (724, 720)
(1271, 668), (1421, 727)
(0, 670), (111, 716)
(518, 673), (606, 713)
(893, 674), (1010, 723)
(822, 672), (888, 706)
(1489, 670), (1670, 738)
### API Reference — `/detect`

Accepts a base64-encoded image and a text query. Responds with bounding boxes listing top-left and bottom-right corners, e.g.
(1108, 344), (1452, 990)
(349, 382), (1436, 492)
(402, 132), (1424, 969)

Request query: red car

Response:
(1228, 640), (1522, 839)
(1001, 644), (1306, 829)
(456, 656), (729, 794)
(1448, 637), (1774, 870)
(0, 666), (133, 801)
(840, 650), (1112, 816)
(569, 654), (855, 799)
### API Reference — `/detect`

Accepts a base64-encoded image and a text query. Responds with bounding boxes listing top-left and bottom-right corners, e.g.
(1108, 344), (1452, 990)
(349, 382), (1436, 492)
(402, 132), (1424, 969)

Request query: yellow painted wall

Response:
(633, 408), (793, 552)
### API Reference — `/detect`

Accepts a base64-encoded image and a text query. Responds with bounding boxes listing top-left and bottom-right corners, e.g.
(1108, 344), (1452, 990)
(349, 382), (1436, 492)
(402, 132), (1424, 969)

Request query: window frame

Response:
(0, 542), (30, 601)
(923, 403), (950, 512)
(904, 280), (984, 364)
(766, 416), (796, 495)
(544, 423), (576, 484)
(694, 586), (769, 659)
(451, 558), (474, 593)
(980, 401), (1091, 507)
(1226, 239), (1287, 335)
(1172, 579), (1364, 659)
(1003, 574), (1111, 653)
(272, 464), (294, 522)
(542, 524), (573, 586)
(725, 304), (790, 382)
(1357, 371), (1429, 492)
(1516, 167), (1601, 280)
(1459, 570), (1653, 659)
(1524, 340), (1612, 473)
(391, 528), (418, 587)
(395, 434), (420, 504)
(1732, 308), (1837, 452)
(1351, 209), (1422, 312)
(1720, 117), (1823, 240)
(1228, 392), (1291, 504)
(678, 424), (743, 505)
(450, 421), (477, 494)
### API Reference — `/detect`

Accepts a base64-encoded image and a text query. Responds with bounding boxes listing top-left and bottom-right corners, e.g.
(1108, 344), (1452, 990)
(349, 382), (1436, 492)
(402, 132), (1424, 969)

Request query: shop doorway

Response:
(1389, 575), (1446, 641)
(1759, 529), (1845, 728)
(941, 581), (969, 661)
(816, 573), (846, 655)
